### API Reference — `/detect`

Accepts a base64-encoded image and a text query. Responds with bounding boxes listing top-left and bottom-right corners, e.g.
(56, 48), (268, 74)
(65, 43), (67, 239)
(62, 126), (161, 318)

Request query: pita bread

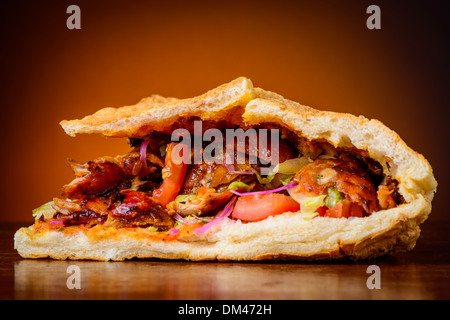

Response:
(15, 77), (437, 261)
(60, 77), (254, 137)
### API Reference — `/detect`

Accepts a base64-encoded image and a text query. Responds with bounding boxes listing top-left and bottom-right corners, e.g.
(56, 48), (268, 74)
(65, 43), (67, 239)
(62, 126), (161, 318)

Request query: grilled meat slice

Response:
(167, 187), (234, 217)
(108, 190), (173, 228)
(294, 158), (378, 213)
(62, 152), (159, 200)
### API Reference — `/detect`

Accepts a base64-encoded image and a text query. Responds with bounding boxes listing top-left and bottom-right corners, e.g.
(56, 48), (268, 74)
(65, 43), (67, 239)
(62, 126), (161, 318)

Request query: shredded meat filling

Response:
(167, 187), (234, 217)
(47, 125), (405, 229)
(53, 151), (167, 228)
(377, 176), (404, 210)
(294, 158), (379, 213)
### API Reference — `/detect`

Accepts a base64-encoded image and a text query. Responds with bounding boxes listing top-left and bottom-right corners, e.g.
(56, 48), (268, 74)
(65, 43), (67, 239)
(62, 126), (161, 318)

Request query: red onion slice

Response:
(139, 140), (150, 168)
(48, 220), (65, 227)
(172, 212), (187, 224)
(193, 197), (237, 235)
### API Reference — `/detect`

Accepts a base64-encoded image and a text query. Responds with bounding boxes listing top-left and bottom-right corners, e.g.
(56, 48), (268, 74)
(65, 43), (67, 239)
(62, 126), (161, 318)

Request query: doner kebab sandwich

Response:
(14, 77), (437, 261)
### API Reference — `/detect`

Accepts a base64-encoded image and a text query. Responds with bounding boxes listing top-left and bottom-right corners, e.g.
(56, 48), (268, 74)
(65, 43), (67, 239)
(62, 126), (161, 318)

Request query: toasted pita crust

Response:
(60, 77), (254, 138)
(15, 77), (437, 261)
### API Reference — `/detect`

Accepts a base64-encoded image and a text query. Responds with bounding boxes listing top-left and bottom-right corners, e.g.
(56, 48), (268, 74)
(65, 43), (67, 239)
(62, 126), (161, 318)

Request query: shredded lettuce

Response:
(253, 157), (310, 185)
(273, 157), (310, 175)
(280, 174), (294, 186)
(174, 195), (196, 203)
(251, 168), (275, 185)
(300, 195), (326, 215)
(302, 211), (319, 220)
(299, 188), (345, 220)
(32, 201), (56, 220)
(227, 181), (250, 191)
(301, 195), (326, 220)
(325, 187), (345, 209)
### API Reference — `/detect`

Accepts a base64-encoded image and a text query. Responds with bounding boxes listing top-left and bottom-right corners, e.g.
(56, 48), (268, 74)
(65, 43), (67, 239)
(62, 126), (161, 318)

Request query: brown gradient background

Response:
(1, 0), (448, 222)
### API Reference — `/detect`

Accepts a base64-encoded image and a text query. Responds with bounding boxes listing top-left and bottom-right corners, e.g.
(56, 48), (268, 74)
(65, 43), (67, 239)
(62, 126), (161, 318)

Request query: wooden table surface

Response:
(2, 221), (449, 300)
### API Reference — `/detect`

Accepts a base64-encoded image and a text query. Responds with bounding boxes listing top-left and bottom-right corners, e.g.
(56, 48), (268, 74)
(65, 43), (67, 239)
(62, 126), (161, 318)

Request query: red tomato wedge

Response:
(325, 201), (363, 218)
(231, 193), (300, 222)
(315, 206), (328, 217)
(152, 142), (188, 207)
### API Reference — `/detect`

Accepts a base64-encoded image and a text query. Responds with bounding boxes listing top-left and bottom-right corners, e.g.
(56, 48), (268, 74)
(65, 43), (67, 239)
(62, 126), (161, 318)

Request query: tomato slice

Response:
(325, 201), (363, 218)
(231, 193), (300, 222)
(315, 206), (328, 217)
(152, 142), (188, 207)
